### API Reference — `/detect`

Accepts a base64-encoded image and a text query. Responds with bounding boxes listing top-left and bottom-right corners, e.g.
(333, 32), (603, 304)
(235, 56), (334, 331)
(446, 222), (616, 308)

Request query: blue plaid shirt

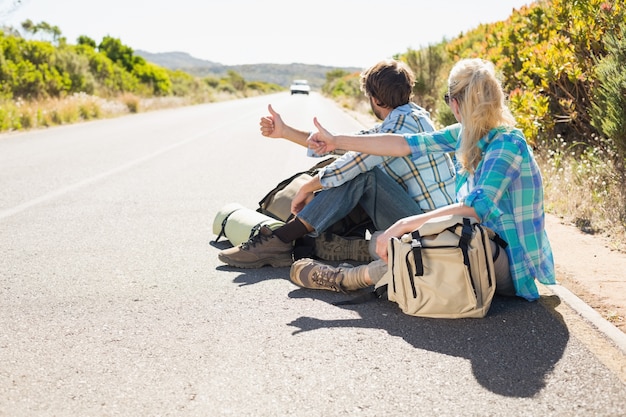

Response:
(405, 123), (556, 301)
(316, 103), (456, 211)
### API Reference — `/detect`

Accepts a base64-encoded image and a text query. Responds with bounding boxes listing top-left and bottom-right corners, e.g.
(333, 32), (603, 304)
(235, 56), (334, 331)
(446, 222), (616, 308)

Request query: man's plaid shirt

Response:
(316, 102), (456, 211)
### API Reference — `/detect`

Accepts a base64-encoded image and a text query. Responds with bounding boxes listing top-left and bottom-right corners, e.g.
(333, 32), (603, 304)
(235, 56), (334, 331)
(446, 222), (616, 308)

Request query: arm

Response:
(260, 104), (311, 147)
(291, 175), (322, 215)
(463, 133), (525, 223)
(308, 117), (410, 156)
(375, 203), (479, 262)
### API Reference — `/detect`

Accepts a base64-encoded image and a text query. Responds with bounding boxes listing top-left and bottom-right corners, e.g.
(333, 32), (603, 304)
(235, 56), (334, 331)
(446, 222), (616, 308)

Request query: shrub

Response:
(402, 43), (449, 114)
(121, 93), (140, 113)
(132, 61), (172, 96)
(54, 47), (96, 94)
(590, 23), (626, 161)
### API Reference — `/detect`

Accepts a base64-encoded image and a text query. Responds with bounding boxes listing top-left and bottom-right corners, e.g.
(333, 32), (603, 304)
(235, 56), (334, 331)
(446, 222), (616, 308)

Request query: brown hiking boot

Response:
(218, 226), (293, 268)
(290, 258), (353, 293)
(314, 233), (372, 262)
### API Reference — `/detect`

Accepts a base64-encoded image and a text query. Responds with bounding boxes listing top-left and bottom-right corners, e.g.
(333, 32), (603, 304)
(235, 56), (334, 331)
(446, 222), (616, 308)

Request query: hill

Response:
(135, 50), (361, 89)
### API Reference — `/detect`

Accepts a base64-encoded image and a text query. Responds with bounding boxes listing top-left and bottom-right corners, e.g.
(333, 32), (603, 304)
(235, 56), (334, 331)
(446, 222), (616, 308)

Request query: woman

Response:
(291, 58), (555, 301)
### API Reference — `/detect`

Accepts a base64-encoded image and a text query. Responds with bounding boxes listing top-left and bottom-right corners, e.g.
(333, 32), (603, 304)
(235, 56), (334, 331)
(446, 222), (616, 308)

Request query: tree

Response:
(77, 35), (97, 49)
(20, 19), (63, 44)
(98, 36), (135, 72)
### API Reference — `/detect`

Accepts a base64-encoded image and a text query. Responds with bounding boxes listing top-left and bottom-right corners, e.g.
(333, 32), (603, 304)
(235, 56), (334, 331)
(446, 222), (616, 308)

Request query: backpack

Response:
(257, 157), (374, 260)
(257, 157), (335, 222)
(340, 215), (503, 319)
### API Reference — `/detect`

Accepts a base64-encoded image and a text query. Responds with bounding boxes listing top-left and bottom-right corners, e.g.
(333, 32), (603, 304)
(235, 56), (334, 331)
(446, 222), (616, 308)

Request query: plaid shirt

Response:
(405, 123), (556, 301)
(317, 103), (456, 211)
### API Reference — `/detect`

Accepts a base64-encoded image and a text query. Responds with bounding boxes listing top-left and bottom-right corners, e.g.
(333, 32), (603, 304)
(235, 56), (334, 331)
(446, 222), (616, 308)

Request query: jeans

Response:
(297, 168), (424, 238)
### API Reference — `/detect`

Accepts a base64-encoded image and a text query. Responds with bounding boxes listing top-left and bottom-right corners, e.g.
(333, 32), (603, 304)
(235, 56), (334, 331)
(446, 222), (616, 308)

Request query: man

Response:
(218, 59), (456, 268)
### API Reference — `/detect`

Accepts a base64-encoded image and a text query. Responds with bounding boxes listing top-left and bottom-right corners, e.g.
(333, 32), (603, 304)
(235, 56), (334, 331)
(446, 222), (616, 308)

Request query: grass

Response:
(537, 134), (626, 252)
(0, 86), (277, 134)
(0, 93), (147, 131)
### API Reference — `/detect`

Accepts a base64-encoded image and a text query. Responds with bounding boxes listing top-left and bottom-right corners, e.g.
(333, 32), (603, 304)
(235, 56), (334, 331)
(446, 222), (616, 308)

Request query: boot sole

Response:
(218, 253), (293, 269)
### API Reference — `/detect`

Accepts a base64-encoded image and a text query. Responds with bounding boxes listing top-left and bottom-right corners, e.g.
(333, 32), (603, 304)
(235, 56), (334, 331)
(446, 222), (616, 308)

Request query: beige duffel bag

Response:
(375, 215), (499, 319)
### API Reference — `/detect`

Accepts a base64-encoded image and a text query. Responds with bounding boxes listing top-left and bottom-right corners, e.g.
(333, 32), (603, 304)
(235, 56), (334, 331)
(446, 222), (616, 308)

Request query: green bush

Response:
(203, 76), (220, 89)
(54, 47), (96, 94)
(132, 61), (172, 96)
(590, 23), (626, 161)
(402, 44), (448, 114)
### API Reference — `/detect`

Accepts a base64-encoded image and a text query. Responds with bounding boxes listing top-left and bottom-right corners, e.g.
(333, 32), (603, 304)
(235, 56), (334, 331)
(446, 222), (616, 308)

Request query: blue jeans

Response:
(297, 168), (424, 237)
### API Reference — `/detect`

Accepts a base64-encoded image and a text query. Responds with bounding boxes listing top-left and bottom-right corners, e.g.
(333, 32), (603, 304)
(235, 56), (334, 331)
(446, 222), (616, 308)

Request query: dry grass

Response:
(537, 134), (626, 253)
(0, 92), (219, 133)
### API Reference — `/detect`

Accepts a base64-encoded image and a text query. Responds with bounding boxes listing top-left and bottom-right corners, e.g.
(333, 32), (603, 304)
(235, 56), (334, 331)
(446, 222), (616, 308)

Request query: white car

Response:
(290, 80), (310, 95)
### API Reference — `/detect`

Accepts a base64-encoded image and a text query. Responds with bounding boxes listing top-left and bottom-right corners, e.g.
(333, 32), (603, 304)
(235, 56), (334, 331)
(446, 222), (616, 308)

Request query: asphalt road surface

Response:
(1, 93), (625, 416)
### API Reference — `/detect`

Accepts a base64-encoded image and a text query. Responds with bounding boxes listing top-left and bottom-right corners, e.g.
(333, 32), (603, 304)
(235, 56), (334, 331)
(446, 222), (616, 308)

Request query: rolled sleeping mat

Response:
(213, 203), (285, 246)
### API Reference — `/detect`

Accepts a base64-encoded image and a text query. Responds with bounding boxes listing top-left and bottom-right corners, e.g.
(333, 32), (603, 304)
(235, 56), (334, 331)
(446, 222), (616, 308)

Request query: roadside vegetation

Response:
(0, 20), (283, 131)
(324, 0), (626, 251)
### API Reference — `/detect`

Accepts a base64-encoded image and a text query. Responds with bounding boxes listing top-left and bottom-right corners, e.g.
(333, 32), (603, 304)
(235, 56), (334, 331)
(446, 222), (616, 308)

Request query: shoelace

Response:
(311, 266), (345, 293)
(241, 231), (271, 250)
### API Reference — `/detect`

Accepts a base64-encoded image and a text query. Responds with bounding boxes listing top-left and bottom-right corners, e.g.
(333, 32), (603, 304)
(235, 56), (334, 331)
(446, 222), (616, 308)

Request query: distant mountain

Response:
(136, 50), (224, 71)
(135, 50), (360, 89)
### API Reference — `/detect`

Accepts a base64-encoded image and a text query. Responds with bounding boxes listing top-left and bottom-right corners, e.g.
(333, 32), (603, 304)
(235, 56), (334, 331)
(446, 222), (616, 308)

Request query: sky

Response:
(1, 0), (534, 69)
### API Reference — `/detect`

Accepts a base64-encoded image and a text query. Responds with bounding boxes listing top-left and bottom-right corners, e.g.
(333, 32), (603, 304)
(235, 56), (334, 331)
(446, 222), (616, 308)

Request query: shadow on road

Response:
(286, 289), (569, 398)
(212, 257), (569, 398)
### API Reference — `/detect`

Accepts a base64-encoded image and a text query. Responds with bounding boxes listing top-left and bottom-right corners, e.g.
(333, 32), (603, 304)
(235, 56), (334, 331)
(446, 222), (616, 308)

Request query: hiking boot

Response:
(290, 258), (352, 293)
(314, 233), (372, 262)
(218, 226), (293, 268)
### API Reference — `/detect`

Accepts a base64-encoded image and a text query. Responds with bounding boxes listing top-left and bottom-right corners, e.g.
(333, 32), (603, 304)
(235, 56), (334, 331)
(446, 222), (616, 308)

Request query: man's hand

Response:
(291, 188), (315, 216)
(259, 104), (285, 138)
(307, 117), (338, 154)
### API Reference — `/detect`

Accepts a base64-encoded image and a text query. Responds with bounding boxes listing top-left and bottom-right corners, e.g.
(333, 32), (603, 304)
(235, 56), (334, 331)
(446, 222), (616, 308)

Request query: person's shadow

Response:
(286, 288), (568, 398)
(215, 253), (569, 399)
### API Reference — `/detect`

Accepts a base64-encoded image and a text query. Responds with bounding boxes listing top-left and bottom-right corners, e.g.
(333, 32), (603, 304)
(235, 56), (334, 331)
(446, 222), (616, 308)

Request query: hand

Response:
(291, 188), (314, 215)
(376, 214), (428, 262)
(259, 104), (285, 138)
(375, 229), (393, 263)
(307, 117), (338, 154)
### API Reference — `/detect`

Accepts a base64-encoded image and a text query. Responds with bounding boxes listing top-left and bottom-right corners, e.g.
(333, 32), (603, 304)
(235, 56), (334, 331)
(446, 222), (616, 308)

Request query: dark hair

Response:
(360, 59), (415, 109)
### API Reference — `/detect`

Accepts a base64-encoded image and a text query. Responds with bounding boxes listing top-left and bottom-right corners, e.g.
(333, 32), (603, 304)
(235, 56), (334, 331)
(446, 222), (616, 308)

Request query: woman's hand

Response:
(375, 215), (428, 262)
(307, 117), (338, 154)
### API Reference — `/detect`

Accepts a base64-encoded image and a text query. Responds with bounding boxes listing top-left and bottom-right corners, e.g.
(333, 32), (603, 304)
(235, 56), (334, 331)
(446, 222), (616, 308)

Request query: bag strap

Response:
(459, 218), (473, 269)
(492, 232), (508, 249)
(410, 230), (424, 276)
(407, 231), (423, 298)
(334, 285), (387, 306)
(256, 171), (305, 210)
(216, 208), (241, 242)
(256, 157), (337, 211)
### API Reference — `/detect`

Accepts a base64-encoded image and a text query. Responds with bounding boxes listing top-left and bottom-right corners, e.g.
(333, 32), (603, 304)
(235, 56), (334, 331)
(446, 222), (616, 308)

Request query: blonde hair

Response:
(448, 59), (516, 173)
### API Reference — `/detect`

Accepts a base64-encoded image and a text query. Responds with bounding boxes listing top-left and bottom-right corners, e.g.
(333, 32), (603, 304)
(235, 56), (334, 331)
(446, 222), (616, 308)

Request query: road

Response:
(1, 93), (625, 416)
